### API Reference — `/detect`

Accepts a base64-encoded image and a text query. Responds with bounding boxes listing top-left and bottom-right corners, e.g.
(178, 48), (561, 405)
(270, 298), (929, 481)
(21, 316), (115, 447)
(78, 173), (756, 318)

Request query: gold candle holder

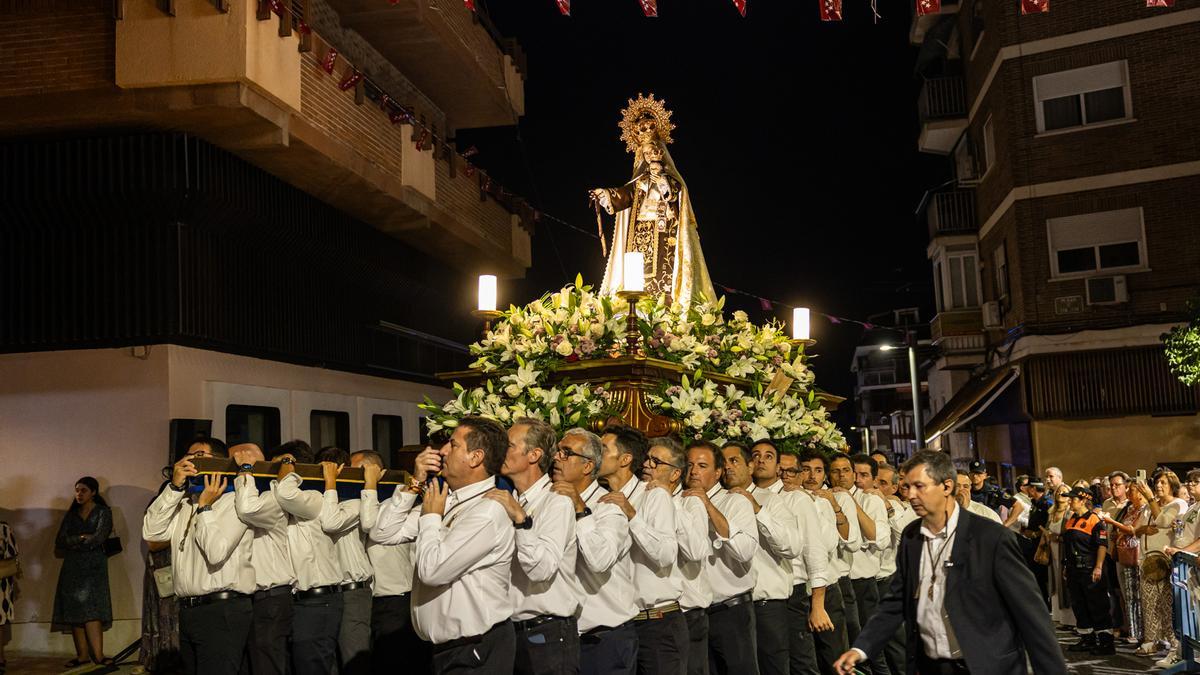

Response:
(471, 309), (503, 335)
(616, 290), (647, 355)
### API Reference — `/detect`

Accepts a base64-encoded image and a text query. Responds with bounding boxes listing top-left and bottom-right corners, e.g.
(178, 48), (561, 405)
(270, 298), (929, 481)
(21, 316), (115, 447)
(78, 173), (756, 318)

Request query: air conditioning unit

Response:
(1086, 275), (1128, 305)
(954, 136), (982, 187)
(982, 301), (1002, 328)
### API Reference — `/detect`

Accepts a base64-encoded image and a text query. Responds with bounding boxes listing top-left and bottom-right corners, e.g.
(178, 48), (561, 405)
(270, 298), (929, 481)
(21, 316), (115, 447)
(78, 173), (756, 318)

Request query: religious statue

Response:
(589, 94), (716, 307)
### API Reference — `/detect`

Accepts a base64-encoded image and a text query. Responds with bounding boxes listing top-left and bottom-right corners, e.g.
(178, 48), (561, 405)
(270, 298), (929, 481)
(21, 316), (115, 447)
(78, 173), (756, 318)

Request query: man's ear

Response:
(468, 448), (486, 469)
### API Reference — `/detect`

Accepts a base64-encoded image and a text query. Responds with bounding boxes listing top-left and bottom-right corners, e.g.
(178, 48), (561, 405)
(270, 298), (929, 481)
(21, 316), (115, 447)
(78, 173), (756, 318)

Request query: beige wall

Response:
(1032, 414), (1200, 482)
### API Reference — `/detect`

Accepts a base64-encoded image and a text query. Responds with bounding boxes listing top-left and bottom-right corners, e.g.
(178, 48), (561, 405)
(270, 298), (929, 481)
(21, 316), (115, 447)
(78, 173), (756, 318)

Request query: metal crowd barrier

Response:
(1167, 551), (1199, 674)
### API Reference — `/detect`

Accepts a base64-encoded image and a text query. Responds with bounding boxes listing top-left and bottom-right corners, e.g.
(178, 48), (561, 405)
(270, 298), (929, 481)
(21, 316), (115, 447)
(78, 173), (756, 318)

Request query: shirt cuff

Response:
(851, 647), (868, 662)
(361, 489), (378, 501)
(391, 490), (418, 508)
(418, 513), (443, 532)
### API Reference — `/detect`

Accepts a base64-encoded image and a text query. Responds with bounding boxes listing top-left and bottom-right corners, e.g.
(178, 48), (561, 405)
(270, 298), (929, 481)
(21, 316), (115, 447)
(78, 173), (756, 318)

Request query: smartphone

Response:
(1136, 469), (1147, 482)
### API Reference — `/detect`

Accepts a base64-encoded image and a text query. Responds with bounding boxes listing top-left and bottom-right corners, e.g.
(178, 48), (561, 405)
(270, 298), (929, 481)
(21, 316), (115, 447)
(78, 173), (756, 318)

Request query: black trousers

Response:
(850, 577), (885, 675)
(247, 588), (293, 675)
(293, 592), (344, 675)
(707, 601), (758, 675)
(371, 593), (431, 675)
(1020, 536), (1050, 609)
(581, 621), (638, 675)
(837, 577), (861, 648)
(514, 615), (580, 675)
(787, 583), (820, 675)
(916, 650), (969, 675)
(875, 576), (905, 675)
(813, 580), (849, 675)
(179, 595), (253, 675)
(683, 609), (709, 675)
(431, 620), (516, 675)
(635, 611), (689, 675)
(754, 599), (789, 675)
(1066, 568), (1113, 631)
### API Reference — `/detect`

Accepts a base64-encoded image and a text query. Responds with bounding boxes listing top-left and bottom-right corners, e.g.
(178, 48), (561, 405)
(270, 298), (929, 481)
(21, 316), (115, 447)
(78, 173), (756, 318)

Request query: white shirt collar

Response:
(762, 479), (784, 494)
(920, 501), (961, 541)
(706, 482), (723, 500)
(450, 475), (496, 502)
(519, 473), (551, 501)
(620, 475), (641, 499)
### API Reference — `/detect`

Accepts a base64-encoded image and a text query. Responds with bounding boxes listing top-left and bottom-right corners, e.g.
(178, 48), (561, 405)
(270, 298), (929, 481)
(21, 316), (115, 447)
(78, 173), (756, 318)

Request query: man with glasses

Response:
(551, 428), (637, 675)
(1102, 471), (1131, 640)
(595, 424), (685, 675)
(798, 448), (853, 675)
(645, 437), (713, 675)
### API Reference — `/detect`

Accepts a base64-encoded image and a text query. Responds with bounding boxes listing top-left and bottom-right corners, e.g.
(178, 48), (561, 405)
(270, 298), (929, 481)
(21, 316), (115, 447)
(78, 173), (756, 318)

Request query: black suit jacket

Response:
(853, 508), (1067, 675)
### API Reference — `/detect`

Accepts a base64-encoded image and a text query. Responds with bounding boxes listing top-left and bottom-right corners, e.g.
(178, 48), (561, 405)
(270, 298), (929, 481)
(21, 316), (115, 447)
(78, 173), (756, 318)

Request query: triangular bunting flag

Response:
(733, 0), (747, 17)
(556, 0), (570, 15)
(819, 0), (842, 21)
(1020, 0), (1048, 14)
(639, 0), (658, 17)
(916, 0), (940, 16)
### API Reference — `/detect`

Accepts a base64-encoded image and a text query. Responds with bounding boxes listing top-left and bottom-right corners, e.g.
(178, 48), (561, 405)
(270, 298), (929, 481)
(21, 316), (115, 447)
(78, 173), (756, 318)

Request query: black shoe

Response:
(1069, 634), (1097, 652)
(1091, 632), (1116, 656)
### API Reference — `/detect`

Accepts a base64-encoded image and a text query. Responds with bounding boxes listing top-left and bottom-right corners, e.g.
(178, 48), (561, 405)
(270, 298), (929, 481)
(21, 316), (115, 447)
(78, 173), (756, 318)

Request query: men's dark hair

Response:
(900, 450), (956, 487)
(878, 463), (900, 485)
(849, 453), (879, 478)
(797, 448), (830, 474)
(956, 469), (970, 477)
(515, 417), (558, 475)
(273, 439), (313, 463)
(459, 416), (509, 477)
(649, 436), (685, 471)
(602, 423), (650, 474)
(1188, 468), (1200, 484)
(722, 442), (753, 465)
(352, 450), (385, 468)
(1015, 474), (1030, 489)
(829, 451), (851, 467)
(192, 434), (228, 458)
(750, 439), (779, 457)
(317, 446), (350, 465)
(686, 440), (724, 470)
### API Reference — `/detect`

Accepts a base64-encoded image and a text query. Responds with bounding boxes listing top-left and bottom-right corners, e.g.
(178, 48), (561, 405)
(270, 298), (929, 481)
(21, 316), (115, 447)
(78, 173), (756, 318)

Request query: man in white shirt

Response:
(143, 442), (254, 675)
(955, 472), (1003, 525)
(270, 441), (346, 675)
(319, 447), (377, 675)
(684, 440), (759, 675)
(363, 448), (430, 674)
(720, 441), (799, 675)
(370, 416), (517, 673)
(874, 463), (916, 675)
(845, 454), (891, 674)
(780, 449), (836, 675)
(644, 436), (712, 675)
(550, 427), (637, 675)
(798, 448), (853, 675)
(230, 443), (295, 675)
(484, 418), (581, 675)
(596, 424), (685, 675)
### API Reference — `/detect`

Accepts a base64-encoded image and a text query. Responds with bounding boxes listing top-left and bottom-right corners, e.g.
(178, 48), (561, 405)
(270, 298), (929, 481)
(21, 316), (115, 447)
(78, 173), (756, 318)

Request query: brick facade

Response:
(0, 0), (114, 98)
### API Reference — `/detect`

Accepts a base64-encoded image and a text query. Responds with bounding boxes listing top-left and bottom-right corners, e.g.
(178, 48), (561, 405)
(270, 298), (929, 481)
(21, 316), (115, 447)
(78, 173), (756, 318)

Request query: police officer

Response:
(968, 460), (1009, 512)
(1062, 486), (1115, 656)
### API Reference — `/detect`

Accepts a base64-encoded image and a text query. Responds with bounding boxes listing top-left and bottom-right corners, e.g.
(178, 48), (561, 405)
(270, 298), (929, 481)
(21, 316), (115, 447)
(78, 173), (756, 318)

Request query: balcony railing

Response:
(918, 76), (968, 122)
(931, 309), (984, 342)
(927, 189), (977, 238)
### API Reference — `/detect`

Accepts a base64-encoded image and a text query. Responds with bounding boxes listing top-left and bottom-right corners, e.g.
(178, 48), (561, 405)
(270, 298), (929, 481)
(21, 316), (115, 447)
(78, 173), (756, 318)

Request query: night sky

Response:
(458, 0), (947, 424)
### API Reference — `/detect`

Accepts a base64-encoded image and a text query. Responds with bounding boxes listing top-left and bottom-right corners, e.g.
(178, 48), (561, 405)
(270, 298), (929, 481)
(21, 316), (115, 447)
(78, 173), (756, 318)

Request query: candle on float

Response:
(477, 274), (497, 312)
(792, 307), (810, 341)
(623, 252), (645, 293)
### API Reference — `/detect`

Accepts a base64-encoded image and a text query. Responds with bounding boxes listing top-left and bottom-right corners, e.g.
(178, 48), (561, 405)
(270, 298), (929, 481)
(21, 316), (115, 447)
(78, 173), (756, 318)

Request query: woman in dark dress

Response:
(52, 476), (114, 668)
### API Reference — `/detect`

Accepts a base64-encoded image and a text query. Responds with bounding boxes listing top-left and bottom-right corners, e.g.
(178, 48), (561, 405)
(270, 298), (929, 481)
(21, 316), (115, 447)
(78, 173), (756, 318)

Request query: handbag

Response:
(1142, 551), (1171, 583)
(1033, 531), (1051, 566)
(1115, 532), (1140, 567)
(103, 535), (123, 557)
(0, 556), (18, 580)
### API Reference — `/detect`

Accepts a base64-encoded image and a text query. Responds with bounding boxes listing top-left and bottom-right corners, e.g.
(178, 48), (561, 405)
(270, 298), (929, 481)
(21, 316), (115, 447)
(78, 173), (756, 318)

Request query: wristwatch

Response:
(168, 480), (186, 492)
(238, 463), (254, 474)
(196, 505), (213, 515)
(515, 515), (534, 530)
(576, 507), (593, 520)
(280, 457), (296, 465)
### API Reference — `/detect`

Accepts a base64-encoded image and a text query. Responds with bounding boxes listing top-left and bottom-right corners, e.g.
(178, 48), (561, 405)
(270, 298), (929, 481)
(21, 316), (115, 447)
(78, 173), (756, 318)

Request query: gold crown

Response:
(619, 93), (675, 155)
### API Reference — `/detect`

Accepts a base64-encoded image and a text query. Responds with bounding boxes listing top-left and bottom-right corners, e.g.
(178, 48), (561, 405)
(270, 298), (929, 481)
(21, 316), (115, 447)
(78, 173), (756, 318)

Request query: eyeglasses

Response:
(1186, 480), (1200, 487)
(644, 455), (680, 470)
(554, 446), (591, 462)
(780, 467), (802, 478)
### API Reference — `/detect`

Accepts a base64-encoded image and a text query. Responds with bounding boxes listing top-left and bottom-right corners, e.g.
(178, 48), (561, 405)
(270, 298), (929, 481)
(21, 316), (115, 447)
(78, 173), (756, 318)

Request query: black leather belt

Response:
(253, 585), (293, 600)
(634, 601), (681, 620)
(514, 615), (572, 632)
(433, 620), (511, 652)
(754, 598), (786, 607)
(179, 590), (250, 608)
(581, 619), (634, 642)
(295, 584), (342, 599)
(707, 592), (752, 614)
(340, 580), (371, 592)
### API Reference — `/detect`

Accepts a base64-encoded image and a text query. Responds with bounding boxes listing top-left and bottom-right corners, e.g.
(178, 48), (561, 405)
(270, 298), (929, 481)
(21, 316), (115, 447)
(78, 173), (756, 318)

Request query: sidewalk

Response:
(2, 655), (138, 674)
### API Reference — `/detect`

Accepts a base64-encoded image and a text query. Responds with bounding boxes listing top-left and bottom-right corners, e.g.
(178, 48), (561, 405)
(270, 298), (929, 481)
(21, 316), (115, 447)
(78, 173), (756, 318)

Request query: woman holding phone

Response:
(1133, 470), (1186, 663)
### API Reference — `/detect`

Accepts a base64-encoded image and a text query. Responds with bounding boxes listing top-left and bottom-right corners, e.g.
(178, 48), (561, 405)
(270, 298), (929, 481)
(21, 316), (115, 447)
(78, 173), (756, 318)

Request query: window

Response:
(982, 116), (996, 173)
(1047, 207), (1146, 278)
(372, 414), (405, 457)
(935, 246), (981, 311)
(310, 410), (350, 451)
(1033, 61), (1132, 133)
(993, 241), (1010, 299)
(226, 405), (281, 450)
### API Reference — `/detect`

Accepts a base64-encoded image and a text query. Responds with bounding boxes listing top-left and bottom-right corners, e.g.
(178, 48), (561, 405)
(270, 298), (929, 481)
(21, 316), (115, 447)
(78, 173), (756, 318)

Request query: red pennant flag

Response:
(297, 21), (311, 34)
(338, 69), (363, 91)
(732, 0), (747, 16)
(1146, 0), (1174, 6)
(321, 48), (338, 74)
(464, 0), (475, 11)
(639, 0), (658, 17)
(819, 0), (842, 21)
(1020, 0), (1048, 14)
(759, 298), (773, 311)
(556, 0), (570, 15)
(268, 0), (283, 15)
(916, 0), (939, 15)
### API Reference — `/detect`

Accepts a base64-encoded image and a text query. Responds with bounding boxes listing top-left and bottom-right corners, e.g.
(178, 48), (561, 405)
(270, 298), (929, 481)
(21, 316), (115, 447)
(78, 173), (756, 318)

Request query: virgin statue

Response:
(589, 94), (716, 307)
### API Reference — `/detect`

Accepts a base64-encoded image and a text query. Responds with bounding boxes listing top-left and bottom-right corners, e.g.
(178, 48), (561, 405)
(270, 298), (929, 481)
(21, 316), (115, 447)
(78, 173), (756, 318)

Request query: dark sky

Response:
(458, 0), (947, 423)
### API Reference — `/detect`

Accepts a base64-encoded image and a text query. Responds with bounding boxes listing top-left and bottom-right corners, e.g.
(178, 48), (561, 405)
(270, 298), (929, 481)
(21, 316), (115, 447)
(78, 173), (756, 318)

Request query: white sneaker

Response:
(1155, 650), (1180, 668)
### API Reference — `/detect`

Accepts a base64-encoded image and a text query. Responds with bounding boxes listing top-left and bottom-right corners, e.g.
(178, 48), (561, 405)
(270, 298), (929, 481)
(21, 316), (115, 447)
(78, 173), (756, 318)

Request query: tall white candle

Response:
(478, 274), (497, 312)
(623, 252), (645, 293)
(793, 307), (810, 340)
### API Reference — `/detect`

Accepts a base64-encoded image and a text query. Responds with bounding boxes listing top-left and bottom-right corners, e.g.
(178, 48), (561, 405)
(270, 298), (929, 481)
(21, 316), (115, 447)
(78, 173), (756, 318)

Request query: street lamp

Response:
(880, 333), (923, 453)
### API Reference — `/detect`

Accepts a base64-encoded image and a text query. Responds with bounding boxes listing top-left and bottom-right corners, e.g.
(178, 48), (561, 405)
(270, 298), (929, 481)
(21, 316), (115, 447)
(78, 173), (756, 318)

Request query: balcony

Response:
(323, 0), (525, 130)
(926, 189), (977, 239)
(931, 309), (985, 353)
(918, 75), (968, 154)
(910, 0), (960, 46)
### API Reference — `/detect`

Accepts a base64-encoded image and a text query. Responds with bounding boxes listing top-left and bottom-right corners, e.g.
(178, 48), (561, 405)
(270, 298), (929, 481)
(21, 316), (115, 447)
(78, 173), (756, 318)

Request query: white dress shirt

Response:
(784, 486), (831, 593)
(273, 472), (344, 591)
(673, 486), (714, 611)
(849, 487), (889, 580)
(575, 480), (637, 632)
(620, 477), (680, 608)
(878, 498), (919, 579)
(142, 486), (255, 597)
(322, 491), (374, 583)
(1006, 493), (1032, 532)
(704, 483), (759, 603)
(360, 489), (413, 597)
(746, 482), (800, 601)
(370, 476), (515, 643)
(233, 474), (296, 590)
(804, 491), (842, 588)
(510, 474), (582, 621)
(965, 499), (1003, 525)
(830, 491), (863, 582)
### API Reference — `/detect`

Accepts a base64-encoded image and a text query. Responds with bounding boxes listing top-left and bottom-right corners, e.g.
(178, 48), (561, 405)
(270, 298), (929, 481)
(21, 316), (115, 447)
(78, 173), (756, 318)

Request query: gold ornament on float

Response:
(619, 93), (675, 157)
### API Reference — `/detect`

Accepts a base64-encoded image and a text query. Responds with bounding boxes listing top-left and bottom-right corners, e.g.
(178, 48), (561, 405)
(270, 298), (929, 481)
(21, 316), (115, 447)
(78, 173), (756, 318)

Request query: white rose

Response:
(555, 340), (574, 356)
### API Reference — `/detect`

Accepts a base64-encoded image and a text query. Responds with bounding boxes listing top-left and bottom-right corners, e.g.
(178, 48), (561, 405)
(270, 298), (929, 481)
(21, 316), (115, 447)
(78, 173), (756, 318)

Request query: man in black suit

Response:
(833, 450), (1066, 675)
